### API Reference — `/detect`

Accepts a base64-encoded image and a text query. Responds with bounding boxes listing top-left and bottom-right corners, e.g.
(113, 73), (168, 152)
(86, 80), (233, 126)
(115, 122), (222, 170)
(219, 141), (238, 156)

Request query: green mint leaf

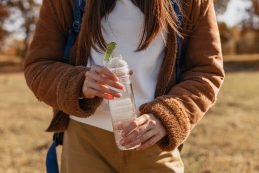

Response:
(104, 42), (117, 62)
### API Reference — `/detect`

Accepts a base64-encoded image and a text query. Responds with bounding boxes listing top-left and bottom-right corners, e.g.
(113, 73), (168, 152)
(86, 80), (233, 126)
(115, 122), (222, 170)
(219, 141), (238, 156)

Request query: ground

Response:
(0, 55), (258, 173)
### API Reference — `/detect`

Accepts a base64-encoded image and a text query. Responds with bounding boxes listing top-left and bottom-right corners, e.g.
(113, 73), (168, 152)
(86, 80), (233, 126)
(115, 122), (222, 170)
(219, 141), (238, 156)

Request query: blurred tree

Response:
(1, 0), (257, 57)
(0, 4), (9, 47)
(253, 0), (259, 15)
(242, 0), (259, 29)
(214, 0), (231, 14)
(1, 0), (40, 58)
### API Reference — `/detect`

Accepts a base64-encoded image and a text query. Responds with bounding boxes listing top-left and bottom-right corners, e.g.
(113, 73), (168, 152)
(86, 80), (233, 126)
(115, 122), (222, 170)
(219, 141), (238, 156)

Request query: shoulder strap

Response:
(62, 0), (85, 64)
(46, 133), (64, 173)
(172, 0), (184, 84)
(46, 1), (86, 173)
(172, 0), (184, 152)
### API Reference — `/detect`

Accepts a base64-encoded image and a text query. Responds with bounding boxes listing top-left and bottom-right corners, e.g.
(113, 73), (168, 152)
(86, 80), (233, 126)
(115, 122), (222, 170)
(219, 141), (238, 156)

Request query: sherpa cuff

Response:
(139, 96), (191, 151)
(56, 66), (102, 117)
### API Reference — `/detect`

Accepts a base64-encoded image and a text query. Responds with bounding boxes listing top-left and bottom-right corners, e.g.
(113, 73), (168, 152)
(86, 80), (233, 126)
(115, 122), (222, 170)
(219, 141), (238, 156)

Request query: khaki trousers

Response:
(61, 119), (184, 173)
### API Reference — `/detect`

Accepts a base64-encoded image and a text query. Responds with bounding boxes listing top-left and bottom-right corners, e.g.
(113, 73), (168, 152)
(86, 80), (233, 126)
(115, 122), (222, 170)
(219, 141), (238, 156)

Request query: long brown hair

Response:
(76, 0), (182, 56)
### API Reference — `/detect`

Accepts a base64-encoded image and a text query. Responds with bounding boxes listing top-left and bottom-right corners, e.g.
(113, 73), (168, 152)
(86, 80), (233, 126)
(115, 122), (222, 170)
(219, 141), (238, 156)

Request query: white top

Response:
(70, 0), (167, 132)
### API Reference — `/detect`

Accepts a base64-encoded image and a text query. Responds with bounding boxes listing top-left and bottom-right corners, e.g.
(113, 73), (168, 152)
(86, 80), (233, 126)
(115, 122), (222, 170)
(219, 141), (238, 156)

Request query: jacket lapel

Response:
(155, 28), (177, 97)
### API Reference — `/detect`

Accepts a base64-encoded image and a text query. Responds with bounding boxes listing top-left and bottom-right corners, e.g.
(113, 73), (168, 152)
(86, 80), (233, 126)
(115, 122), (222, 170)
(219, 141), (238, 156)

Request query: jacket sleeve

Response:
(24, 0), (102, 117)
(139, 0), (225, 151)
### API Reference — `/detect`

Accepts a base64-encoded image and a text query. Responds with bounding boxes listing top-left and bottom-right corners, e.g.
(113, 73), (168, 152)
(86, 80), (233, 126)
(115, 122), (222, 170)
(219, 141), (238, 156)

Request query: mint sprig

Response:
(104, 42), (117, 62)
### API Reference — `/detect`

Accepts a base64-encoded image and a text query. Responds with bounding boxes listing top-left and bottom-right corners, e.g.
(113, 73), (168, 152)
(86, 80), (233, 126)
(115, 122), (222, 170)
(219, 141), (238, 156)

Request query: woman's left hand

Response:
(120, 114), (167, 151)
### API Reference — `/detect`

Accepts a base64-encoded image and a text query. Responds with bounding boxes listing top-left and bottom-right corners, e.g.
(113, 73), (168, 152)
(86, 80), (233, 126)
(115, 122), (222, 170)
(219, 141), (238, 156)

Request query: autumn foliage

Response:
(0, 4), (9, 45)
(0, 0), (258, 56)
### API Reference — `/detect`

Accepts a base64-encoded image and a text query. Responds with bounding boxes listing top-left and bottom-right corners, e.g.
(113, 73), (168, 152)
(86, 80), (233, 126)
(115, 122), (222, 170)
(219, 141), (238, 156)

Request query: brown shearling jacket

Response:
(24, 0), (225, 151)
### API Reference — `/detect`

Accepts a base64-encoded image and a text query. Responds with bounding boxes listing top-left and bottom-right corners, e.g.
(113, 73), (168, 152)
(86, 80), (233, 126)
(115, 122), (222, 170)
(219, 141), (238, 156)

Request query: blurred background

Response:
(0, 0), (258, 173)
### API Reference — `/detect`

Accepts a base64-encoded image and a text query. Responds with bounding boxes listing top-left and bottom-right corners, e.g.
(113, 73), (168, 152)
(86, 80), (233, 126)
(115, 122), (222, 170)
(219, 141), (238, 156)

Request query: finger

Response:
(91, 65), (119, 81)
(83, 87), (114, 100)
(124, 137), (141, 149)
(104, 78), (124, 90)
(123, 129), (158, 149)
(87, 72), (124, 90)
(122, 128), (157, 146)
(122, 114), (150, 136)
(82, 79), (95, 99)
(136, 135), (160, 151)
(121, 121), (154, 144)
(86, 81), (122, 98)
(121, 127), (143, 145)
(86, 71), (103, 83)
(113, 121), (123, 130)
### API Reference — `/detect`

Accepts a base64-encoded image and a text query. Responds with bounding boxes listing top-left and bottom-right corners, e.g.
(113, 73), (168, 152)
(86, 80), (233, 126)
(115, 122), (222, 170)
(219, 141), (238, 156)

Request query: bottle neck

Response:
(109, 65), (129, 79)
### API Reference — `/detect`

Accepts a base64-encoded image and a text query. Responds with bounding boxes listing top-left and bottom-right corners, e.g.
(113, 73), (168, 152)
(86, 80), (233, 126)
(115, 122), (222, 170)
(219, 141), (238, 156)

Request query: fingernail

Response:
(118, 83), (124, 90)
(105, 94), (114, 100)
(116, 93), (122, 98)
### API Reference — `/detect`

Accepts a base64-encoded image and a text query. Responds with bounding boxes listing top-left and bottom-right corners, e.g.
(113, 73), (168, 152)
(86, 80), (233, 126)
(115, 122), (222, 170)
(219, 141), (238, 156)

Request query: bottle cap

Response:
(107, 55), (129, 77)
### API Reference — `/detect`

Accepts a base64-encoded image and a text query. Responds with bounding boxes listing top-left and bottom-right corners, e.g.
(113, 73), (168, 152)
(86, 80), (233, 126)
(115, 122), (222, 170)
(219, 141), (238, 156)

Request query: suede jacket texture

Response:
(24, 0), (225, 151)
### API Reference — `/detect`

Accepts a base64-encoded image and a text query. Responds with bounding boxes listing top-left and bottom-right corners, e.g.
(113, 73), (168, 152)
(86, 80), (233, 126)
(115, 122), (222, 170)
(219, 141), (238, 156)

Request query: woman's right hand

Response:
(82, 65), (124, 100)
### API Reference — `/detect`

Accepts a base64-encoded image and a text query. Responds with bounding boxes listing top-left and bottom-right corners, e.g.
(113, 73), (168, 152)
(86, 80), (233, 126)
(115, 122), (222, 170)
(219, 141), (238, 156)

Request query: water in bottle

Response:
(106, 55), (140, 150)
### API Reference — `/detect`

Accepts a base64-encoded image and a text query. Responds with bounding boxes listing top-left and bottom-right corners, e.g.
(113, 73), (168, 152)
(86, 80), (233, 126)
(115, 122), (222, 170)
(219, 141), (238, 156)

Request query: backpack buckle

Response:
(79, 0), (85, 12)
(72, 20), (81, 33)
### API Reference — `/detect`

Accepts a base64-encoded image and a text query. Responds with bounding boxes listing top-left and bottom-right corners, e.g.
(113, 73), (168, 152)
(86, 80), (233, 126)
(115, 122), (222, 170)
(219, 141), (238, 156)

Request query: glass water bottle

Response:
(106, 55), (141, 150)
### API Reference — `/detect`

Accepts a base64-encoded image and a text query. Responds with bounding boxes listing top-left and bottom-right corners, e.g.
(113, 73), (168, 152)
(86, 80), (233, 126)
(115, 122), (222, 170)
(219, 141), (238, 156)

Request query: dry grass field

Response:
(0, 54), (259, 173)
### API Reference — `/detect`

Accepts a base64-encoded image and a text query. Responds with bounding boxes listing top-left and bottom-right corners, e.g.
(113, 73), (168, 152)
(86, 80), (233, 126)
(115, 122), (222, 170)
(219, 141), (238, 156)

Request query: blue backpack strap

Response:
(46, 0), (86, 173)
(62, 0), (85, 64)
(172, 0), (184, 84)
(172, 0), (184, 152)
(46, 133), (64, 173)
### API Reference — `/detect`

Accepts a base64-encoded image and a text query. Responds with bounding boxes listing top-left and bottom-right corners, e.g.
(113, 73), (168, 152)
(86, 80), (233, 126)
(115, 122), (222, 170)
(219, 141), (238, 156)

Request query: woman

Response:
(24, 0), (224, 172)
